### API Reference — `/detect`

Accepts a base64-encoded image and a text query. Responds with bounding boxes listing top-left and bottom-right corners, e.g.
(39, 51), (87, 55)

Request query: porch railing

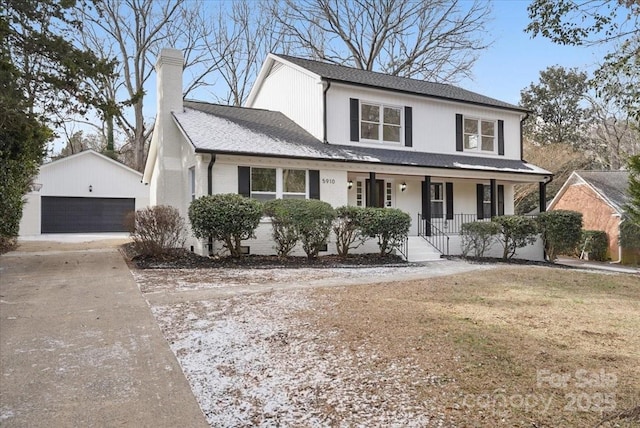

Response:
(417, 213), (450, 256)
(429, 214), (489, 235)
(395, 235), (409, 261)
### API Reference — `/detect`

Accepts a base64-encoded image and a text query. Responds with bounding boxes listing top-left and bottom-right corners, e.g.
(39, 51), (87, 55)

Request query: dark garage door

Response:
(41, 197), (135, 233)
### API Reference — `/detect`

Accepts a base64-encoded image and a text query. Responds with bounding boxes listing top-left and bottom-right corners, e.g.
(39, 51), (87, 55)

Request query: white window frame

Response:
(356, 181), (363, 207)
(463, 117), (497, 153)
(483, 184), (492, 219)
(431, 183), (444, 219)
(250, 167), (308, 200)
(188, 166), (196, 201)
(385, 181), (393, 207)
(360, 101), (403, 144)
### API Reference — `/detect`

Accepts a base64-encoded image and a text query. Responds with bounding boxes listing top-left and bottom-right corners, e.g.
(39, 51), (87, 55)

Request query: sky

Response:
(458, 0), (609, 105)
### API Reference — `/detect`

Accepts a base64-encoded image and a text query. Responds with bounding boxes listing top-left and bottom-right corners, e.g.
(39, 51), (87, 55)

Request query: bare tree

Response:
(271, 0), (492, 82)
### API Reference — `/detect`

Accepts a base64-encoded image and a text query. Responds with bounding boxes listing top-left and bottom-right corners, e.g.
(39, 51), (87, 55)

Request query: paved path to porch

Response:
(0, 242), (207, 427)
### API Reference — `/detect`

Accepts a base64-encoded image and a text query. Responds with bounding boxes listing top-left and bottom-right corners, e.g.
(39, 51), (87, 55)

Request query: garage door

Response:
(41, 197), (135, 233)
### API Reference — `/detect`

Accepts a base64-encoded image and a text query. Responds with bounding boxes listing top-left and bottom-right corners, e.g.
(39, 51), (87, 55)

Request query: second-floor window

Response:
(360, 102), (402, 143)
(464, 118), (496, 153)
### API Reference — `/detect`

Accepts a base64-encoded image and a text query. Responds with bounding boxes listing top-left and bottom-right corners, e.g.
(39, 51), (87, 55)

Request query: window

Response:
(483, 185), (492, 219)
(356, 181), (363, 207)
(250, 167), (307, 200)
(251, 168), (277, 201)
(385, 182), (392, 207)
(431, 183), (444, 218)
(361, 102), (402, 143)
(464, 118), (495, 152)
(188, 167), (196, 201)
(282, 169), (306, 199)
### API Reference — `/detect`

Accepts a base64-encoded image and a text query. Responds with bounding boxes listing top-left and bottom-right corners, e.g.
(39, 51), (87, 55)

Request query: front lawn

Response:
(145, 266), (639, 427)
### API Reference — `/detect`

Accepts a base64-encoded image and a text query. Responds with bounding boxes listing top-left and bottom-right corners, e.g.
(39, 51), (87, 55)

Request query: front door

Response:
(365, 179), (385, 208)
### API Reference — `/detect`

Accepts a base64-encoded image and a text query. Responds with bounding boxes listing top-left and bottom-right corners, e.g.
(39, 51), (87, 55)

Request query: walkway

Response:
(0, 242), (207, 427)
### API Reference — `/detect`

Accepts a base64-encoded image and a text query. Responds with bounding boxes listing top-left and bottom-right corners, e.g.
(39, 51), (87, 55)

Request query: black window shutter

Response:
(309, 170), (320, 199)
(445, 182), (454, 220)
(350, 98), (359, 142)
(476, 183), (484, 219)
(498, 120), (504, 155)
(404, 106), (412, 147)
(498, 184), (505, 216)
(238, 166), (250, 197)
(456, 114), (463, 152)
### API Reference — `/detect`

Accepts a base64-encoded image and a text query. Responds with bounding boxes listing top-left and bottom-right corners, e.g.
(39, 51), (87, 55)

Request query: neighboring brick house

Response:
(548, 170), (631, 263)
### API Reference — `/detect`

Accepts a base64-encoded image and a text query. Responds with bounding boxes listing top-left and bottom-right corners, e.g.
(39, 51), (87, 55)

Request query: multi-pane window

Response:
(356, 181), (363, 207)
(431, 183), (444, 218)
(361, 102), (401, 143)
(250, 167), (306, 200)
(464, 118), (495, 152)
(386, 182), (392, 207)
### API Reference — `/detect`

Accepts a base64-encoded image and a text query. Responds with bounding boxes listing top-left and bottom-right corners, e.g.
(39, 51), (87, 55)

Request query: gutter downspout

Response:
(541, 175), (553, 261)
(611, 216), (623, 264)
(322, 79), (331, 144)
(520, 113), (529, 161)
(207, 154), (216, 255)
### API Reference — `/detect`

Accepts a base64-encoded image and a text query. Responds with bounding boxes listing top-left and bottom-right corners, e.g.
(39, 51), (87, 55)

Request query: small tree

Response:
(537, 210), (583, 261)
(188, 194), (263, 257)
(127, 205), (187, 257)
(492, 216), (539, 260)
(460, 221), (501, 258)
(263, 199), (301, 258)
(579, 230), (609, 261)
(360, 208), (411, 256)
(333, 206), (368, 258)
(289, 199), (336, 259)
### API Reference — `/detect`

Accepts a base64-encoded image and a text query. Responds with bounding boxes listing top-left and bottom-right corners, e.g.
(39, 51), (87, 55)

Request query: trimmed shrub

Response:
(189, 194), (263, 257)
(127, 205), (187, 257)
(289, 199), (336, 259)
(360, 208), (411, 256)
(263, 199), (301, 258)
(579, 230), (608, 261)
(537, 210), (583, 261)
(492, 215), (539, 260)
(333, 205), (368, 258)
(460, 221), (501, 258)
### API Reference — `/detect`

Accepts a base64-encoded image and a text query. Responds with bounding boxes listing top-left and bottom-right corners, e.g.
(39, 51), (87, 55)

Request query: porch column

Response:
(368, 172), (376, 207)
(490, 178), (497, 218)
(539, 182), (547, 212)
(421, 176), (431, 236)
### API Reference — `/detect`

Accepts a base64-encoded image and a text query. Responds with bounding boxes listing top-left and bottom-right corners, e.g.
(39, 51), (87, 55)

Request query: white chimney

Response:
(156, 48), (184, 121)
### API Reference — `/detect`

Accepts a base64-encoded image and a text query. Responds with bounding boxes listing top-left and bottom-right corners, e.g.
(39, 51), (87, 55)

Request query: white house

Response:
(20, 150), (149, 235)
(144, 48), (550, 260)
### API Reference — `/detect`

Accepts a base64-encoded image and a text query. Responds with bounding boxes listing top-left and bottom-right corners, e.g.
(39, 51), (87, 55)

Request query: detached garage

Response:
(20, 150), (149, 236)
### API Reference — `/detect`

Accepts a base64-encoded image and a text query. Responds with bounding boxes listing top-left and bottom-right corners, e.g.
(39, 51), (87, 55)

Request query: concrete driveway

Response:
(0, 240), (207, 427)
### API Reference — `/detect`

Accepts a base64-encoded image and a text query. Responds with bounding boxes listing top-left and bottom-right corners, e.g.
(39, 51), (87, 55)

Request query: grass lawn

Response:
(308, 266), (639, 426)
(148, 265), (639, 427)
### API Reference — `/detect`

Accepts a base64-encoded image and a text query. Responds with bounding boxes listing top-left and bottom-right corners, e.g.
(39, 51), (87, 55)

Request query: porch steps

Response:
(406, 236), (443, 262)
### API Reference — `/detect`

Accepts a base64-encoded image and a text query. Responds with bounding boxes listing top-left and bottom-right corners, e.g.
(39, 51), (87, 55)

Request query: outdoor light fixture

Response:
(89, 185), (93, 192)
(400, 182), (407, 192)
(347, 180), (353, 189)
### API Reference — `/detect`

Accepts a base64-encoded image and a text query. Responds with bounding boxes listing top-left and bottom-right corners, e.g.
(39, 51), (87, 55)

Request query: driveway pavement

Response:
(0, 242), (207, 427)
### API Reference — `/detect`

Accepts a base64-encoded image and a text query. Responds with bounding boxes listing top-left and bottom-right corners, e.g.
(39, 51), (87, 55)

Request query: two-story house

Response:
(144, 48), (551, 260)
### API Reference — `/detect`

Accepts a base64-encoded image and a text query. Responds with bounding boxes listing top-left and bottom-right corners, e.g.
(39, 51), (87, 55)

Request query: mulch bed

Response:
(121, 243), (408, 269)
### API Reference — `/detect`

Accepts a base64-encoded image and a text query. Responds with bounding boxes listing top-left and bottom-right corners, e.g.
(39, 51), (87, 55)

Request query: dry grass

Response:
(308, 266), (640, 427)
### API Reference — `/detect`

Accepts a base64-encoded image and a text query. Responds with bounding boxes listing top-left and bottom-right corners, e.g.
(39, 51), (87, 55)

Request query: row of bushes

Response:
(188, 194), (411, 259)
(461, 210), (585, 261)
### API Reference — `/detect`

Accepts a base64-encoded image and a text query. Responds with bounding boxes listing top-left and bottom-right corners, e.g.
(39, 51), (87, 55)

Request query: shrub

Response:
(263, 199), (301, 258)
(189, 194), (263, 257)
(360, 208), (411, 256)
(127, 205), (187, 257)
(288, 199), (336, 259)
(537, 210), (583, 261)
(492, 215), (539, 260)
(333, 206), (368, 258)
(579, 230), (608, 261)
(460, 221), (501, 258)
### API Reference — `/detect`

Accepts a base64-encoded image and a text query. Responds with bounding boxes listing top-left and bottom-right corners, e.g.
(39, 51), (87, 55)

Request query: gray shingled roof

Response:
(275, 54), (527, 113)
(577, 170), (629, 213)
(175, 101), (549, 176)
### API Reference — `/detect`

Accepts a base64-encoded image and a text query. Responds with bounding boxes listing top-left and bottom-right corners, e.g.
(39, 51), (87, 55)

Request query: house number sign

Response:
(322, 178), (336, 184)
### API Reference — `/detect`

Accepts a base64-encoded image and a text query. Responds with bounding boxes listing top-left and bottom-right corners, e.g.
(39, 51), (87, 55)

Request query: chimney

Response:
(156, 48), (184, 121)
